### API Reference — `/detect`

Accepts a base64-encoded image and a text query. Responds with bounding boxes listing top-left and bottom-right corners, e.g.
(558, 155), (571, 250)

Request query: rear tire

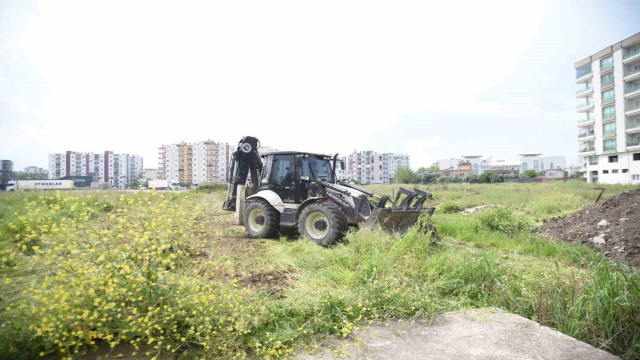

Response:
(244, 199), (280, 239)
(298, 201), (348, 247)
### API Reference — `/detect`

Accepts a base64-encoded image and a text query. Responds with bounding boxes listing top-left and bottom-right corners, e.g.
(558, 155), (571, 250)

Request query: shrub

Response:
(477, 207), (534, 236)
(194, 182), (227, 193)
(438, 202), (462, 214)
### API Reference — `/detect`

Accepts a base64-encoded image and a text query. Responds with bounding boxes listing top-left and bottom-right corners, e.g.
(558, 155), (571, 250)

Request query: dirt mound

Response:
(538, 189), (640, 267)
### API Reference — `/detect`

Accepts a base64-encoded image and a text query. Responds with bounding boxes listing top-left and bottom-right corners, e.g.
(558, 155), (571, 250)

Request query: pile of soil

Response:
(538, 189), (640, 267)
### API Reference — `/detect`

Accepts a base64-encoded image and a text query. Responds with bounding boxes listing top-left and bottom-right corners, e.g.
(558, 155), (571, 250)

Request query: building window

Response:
(622, 169), (629, 173)
(602, 89), (614, 103)
(603, 122), (616, 136)
(601, 72), (614, 87)
(533, 160), (539, 171)
(612, 169), (619, 173)
(576, 64), (591, 79)
(633, 174), (640, 180)
(600, 55), (613, 71)
(603, 170), (609, 174)
(604, 140), (616, 152)
(634, 153), (640, 161)
(602, 105), (615, 120)
(609, 155), (618, 163)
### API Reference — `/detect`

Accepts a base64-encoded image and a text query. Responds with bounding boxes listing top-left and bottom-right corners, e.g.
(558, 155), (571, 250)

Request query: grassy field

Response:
(0, 182), (639, 359)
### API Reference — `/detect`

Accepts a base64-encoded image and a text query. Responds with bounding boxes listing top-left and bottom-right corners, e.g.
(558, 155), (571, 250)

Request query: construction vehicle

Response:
(222, 136), (436, 246)
(6, 180), (74, 191)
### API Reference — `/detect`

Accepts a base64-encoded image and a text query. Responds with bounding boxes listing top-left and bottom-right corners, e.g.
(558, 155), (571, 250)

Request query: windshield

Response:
(302, 157), (334, 182)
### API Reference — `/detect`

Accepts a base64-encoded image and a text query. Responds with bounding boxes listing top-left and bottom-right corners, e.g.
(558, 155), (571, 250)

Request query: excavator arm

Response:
(222, 136), (263, 212)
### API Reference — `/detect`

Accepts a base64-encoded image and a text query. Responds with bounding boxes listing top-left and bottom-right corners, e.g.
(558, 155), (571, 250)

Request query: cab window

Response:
(301, 157), (333, 182)
(271, 155), (296, 187)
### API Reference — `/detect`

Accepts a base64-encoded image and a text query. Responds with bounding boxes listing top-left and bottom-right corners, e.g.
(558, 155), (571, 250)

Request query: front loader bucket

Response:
(363, 208), (434, 235)
(362, 186), (439, 239)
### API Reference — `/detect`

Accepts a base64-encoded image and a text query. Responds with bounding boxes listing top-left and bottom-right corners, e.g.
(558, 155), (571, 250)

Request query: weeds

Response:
(1, 183), (638, 359)
(477, 207), (535, 236)
(437, 202), (462, 214)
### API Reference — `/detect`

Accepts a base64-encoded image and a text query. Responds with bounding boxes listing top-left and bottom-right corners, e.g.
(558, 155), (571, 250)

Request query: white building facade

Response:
(460, 155), (486, 175)
(48, 151), (143, 188)
(24, 166), (48, 175)
(519, 153), (567, 172)
(576, 32), (640, 184)
(346, 150), (410, 184)
(158, 140), (232, 185)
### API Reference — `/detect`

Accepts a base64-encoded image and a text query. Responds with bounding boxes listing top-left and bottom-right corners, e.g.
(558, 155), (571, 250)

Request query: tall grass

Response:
(1, 183), (639, 359)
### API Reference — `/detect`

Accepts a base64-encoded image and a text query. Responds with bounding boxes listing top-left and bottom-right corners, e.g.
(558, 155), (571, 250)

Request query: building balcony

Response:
(627, 118), (640, 133)
(577, 101), (594, 112)
(624, 68), (640, 82)
(623, 50), (640, 64)
(578, 128), (594, 138)
(578, 146), (595, 154)
(576, 72), (593, 83)
(578, 115), (595, 125)
(576, 84), (593, 97)
(625, 84), (640, 99)
(626, 105), (640, 116)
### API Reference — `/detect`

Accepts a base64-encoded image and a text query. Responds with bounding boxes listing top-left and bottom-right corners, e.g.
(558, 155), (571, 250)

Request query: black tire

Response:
(244, 199), (280, 239)
(297, 201), (348, 247)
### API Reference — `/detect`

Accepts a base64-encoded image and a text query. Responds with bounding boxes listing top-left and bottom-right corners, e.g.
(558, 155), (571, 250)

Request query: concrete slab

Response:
(297, 308), (619, 360)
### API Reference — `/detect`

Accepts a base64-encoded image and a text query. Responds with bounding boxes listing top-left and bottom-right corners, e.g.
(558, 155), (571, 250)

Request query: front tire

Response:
(244, 199), (280, 238)
(298, 201), (348, 247)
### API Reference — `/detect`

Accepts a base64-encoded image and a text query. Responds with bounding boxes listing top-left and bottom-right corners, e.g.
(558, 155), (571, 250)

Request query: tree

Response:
(521, 170), (538, 178)
(467, 175), (480, 184)
(393, 167), (417, 184)
(12, 171), (47, 180)
(478, 171), (495, 183)
(129, 179), (141, 189)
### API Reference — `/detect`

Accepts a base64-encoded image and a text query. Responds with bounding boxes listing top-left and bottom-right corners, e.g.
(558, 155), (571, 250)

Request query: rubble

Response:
(539, 189), (640, 267)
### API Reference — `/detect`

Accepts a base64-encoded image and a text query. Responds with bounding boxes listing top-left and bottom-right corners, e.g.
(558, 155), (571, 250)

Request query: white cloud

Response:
(402, 136), (442, 168)
(3, 0), (545, 168)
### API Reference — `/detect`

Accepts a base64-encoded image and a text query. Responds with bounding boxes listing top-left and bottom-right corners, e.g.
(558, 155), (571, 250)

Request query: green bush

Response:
(438, 202), (462, 214)
(194, 182), (227, 193)
(476, 207), (534, 236)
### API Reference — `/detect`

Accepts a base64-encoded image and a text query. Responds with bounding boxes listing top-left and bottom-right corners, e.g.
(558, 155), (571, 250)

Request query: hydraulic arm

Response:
(222, 136), (263, 212)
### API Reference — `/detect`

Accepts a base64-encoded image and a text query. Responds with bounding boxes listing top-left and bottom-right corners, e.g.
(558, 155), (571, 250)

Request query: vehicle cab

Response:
(259, 152), (337, 204)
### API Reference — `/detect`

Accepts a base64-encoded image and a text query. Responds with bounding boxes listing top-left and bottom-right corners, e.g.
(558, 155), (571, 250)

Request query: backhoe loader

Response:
(222, 136), (437, 246)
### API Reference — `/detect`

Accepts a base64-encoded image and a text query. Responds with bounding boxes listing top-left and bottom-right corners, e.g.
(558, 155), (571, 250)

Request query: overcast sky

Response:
(1, 0), (639, 170)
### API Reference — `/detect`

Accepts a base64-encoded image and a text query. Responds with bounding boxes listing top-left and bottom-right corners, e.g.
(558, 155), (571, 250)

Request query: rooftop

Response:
(575, 31), (640, 68)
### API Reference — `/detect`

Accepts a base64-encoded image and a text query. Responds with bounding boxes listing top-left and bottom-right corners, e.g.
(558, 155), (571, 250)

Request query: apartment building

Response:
(437, 158), (461, 171)
(346, 150), (410, 184)
(158, 140), (232, 185)
(576, 32), (640, 184)
(519, 153), (566, 172)
(24, 166), (48, 175)
(460, 155), (486, 175)
(48, 151), (144, 188)
(480, 160), (520, 175)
